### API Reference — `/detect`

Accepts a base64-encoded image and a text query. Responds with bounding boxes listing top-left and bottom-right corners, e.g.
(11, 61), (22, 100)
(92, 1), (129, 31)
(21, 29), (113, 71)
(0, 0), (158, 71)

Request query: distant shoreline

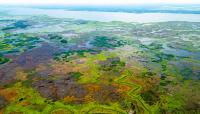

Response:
(6, 4), (200, 14)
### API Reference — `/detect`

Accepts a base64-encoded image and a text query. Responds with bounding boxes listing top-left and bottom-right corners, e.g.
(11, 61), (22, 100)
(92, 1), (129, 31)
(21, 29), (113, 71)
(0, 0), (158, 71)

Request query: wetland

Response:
(0, 6), (200, 114)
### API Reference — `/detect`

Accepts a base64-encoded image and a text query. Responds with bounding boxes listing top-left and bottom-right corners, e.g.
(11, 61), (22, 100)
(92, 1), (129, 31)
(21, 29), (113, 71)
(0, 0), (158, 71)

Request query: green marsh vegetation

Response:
(0, 56), (10, 64)
(0, 15), (200, 114)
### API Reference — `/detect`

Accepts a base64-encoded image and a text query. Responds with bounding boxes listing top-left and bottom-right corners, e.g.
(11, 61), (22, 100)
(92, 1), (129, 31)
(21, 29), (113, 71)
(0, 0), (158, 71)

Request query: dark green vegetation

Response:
(2, 20), (30, 30)
(0, 33), (41, 54)
(0, 14), (200, 114)
(69, 72), (83, 80)
(90, 36), (127, 48)
(0, 56), (9, 64)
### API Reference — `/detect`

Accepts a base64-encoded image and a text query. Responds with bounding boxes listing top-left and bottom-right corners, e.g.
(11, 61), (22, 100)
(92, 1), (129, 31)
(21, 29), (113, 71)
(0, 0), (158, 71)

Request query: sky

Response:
(0, 0), (200, 5)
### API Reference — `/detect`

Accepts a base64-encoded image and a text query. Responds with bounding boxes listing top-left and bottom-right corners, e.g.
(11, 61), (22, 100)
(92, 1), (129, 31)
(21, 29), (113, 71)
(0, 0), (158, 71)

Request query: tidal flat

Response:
(0, 7), (200, 114)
